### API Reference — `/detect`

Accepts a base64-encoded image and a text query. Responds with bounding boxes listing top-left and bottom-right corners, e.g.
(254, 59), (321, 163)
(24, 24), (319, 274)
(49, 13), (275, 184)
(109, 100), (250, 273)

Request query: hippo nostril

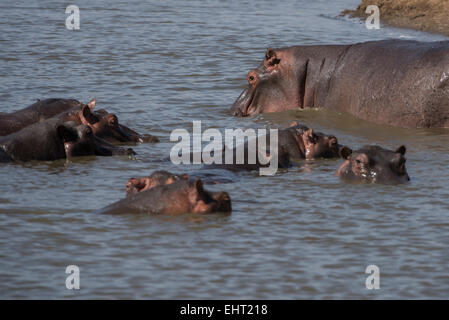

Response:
(247, 71), (258, 85)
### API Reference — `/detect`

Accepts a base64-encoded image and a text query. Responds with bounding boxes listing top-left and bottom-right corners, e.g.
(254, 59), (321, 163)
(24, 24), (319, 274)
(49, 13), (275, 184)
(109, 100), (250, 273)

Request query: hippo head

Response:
(231, 47), (304, 116)
(57, 122), (135, 159)
(188, 179), (232, 214)
(77, 106), (139, 143)
(288, 123), (341, 159)
(335, 145), (410, 184)
(126, 171), (190, 196)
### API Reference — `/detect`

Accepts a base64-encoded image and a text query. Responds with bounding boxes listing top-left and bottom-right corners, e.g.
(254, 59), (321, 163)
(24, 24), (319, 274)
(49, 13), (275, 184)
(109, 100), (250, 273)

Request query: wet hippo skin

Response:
(231, 40), (449, 128)
(100, 178), (231, 215)
(126, 171), (190, 196)
(335, 145), (410, 184)
(0, 118), (135, 162)
(0, 98), (86, 136)
(195, 122), (345, 172)
(59, 105), (159, 144)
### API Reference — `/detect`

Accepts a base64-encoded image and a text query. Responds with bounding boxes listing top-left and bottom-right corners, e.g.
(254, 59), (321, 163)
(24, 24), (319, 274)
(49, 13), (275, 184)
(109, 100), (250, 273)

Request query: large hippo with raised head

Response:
(231, 40), (449, 128)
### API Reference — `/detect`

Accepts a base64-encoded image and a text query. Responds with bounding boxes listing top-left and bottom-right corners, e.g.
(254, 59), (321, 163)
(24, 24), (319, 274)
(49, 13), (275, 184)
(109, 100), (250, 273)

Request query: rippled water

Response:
(0, 0), (448, 299)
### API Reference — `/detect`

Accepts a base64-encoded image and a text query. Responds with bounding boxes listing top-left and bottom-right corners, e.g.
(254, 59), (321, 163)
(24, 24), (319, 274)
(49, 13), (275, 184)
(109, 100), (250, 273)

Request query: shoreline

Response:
(342, 0), (449, 37)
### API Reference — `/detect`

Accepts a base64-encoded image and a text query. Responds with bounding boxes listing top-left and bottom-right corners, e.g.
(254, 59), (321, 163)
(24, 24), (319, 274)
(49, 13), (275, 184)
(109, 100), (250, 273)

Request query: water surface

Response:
(0, 0), (448, 299)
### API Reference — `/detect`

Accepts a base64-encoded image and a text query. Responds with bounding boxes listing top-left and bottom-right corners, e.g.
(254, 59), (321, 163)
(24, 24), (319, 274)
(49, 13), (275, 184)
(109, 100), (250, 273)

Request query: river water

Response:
(0, 0), (448, 299)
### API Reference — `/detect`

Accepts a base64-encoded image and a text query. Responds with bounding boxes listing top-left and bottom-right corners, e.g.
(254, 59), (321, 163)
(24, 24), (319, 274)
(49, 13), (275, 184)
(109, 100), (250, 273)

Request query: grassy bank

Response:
(342, 0), (449, 36)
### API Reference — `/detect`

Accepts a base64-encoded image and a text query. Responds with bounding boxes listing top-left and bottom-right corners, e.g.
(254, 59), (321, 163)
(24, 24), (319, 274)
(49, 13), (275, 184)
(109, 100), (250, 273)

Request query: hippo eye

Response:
(329, 137), (338, 146)
(309, 135), (317, 144)
(85, 128), (93, 136)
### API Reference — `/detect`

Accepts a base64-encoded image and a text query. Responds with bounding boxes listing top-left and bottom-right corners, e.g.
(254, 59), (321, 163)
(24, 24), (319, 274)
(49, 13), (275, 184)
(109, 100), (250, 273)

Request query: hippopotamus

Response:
(0, 98), (90, 136)
(231, 40), (449, 128)
(0, 118), (135, 162)
(59, 104), (159, 144)
(1, 98), (159, 143)
(126, 171), (190, 196)
(99, 178), (231, 215)
(201, 122), (343, 172)
(125, 170), (235, 196)
(335, 145), (410, 184)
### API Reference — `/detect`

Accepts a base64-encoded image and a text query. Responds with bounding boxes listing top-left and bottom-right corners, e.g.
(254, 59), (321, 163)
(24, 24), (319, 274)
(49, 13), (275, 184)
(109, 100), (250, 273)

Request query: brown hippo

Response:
(335, 145), (410, 184)
(126, 171), (190, 196)
(0, 98), (90, 136)
(99, 179), (231, 215)
(59, 104), (159, 144)
(1, 98), (159, 143)
(202, 122), (344, 172)
(231, 40), (449, 128)
(0, 118), (135, 162)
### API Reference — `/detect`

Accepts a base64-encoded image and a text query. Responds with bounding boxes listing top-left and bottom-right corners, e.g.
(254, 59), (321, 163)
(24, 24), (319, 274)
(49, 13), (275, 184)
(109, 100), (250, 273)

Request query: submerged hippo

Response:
(335, 145), (410, 184)
(200, 122), (344, 172)
(0, 118), (135, 162)
(100, 179), (231, 215)
(231, 40), (449, 128)
(126, 171), (190, 196)
(0, 98), (89, 136)
(1, 98), (159, 143)
(60, 105), (159, 144)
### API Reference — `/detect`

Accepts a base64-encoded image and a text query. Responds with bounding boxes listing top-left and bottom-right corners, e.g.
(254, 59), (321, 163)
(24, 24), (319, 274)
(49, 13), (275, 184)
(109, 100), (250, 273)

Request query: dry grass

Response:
(342, 0), (449, 36)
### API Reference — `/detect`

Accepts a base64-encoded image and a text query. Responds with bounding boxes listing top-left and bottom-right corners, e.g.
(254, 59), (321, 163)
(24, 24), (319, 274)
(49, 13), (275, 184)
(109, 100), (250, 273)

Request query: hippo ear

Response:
(194, 178), (204, 193)
(304, 128), (315, 143)
(305, 128), (314, 136)
(106, 114), (119, 127)
(265, 48), (275, 60)
(188, 179), (204, 205)
(395, 145), (406, 155)
(57, 125), (77, 142)
(81, 105), (99, 125)
(290, 121), (299, 127)
(87, 99), (96, 110)
(264, 48), (281, 69)
(181, 174), (190, 180)
(339, 146), (352, 160)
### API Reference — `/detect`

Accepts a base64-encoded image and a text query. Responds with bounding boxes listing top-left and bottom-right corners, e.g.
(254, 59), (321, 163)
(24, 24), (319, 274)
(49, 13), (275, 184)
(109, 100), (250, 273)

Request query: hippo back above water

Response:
(0, 118), (135, 162)
(231, 40), (449, 128)
(100, 178), (231, 215)
(0, 98), (90, 136)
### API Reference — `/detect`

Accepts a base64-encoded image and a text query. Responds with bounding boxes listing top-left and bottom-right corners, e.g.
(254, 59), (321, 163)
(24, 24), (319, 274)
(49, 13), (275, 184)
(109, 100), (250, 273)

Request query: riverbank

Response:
(342, 0), (449, 36)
